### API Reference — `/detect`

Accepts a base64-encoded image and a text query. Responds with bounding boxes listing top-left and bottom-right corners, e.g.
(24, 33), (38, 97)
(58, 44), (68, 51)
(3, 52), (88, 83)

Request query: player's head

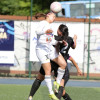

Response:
(57, 24), (69, 40)
(34, 12), (56, 23)
(46, 12), (56, 23)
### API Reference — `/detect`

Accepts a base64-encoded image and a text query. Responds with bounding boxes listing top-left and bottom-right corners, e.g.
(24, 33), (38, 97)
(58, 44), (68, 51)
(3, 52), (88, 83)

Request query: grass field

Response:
(0, 84), (100, 100)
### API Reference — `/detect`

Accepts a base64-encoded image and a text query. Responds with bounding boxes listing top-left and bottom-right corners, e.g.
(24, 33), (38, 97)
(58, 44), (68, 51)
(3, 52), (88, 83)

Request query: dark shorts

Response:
(39, 61), (58, 76)
(63, 54), (70, 61)
(39, 60), (70, 86)
(66, 54), (70, 59)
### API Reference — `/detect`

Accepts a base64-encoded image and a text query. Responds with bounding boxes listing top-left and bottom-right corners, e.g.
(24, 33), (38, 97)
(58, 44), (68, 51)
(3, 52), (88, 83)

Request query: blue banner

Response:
(0, 21), (14, 66)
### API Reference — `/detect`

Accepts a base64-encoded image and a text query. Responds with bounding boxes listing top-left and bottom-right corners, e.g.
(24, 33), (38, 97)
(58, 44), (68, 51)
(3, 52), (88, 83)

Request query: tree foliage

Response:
(0, 0), (76, 16)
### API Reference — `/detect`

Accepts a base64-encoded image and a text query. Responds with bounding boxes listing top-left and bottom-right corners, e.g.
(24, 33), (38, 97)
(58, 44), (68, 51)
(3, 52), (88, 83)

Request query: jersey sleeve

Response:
(67, 37), (74, 47)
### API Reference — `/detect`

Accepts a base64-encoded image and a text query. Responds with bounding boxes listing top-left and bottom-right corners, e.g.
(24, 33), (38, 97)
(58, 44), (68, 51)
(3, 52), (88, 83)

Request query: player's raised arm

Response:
(72, 34), (77, 49)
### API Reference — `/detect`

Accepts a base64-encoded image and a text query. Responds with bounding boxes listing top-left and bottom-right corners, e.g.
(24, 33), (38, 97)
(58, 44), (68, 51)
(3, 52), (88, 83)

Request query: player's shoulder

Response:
(67, 36), (73, 42)
(67, 36), (74, 44)
(67, 36), (73, 40)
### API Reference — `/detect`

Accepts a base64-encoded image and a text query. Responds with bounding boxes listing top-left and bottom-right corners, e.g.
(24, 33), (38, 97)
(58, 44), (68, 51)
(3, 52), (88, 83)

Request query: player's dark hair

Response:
(55, 24), (69, 53)
(58, 24), (69, 40)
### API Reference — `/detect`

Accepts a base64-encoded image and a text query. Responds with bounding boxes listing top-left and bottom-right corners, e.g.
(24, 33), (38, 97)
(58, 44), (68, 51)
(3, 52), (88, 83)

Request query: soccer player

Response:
(28, 23), (82, 100)
(54, 35), (82, 100)
(35, 13), (68, 100)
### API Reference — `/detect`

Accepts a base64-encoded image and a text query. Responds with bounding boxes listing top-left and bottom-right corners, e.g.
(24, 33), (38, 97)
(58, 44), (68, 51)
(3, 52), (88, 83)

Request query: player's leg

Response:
(29, 49), (59, 100)
(55, 67), (72, 100)
(42, 62), (53, 94)
(55, 68), (68, 99)
(28, 72), (44, 100)
(42, 63), (59, 100)
(55, 80), (64, 99)
(52, 62), (65, 100)
(50, 46), (67, 93)
(62, 68), (72, 100)
(62, 92), (72, 100)
(53, 54), (67, 92)
(51, 60), (71, 100)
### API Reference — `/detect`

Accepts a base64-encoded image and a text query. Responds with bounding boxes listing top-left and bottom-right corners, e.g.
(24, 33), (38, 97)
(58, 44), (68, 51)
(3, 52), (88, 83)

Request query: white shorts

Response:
(36, 46), (59, 64)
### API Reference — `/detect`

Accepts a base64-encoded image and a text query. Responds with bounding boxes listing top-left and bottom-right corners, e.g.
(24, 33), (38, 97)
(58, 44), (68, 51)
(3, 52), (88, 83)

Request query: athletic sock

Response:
(44, 75), (54, 94)
(55, 86), (64, 99)
(56, 68), (65, 84)
(62, 93), (72, 100)
(29, 78), (42, 97)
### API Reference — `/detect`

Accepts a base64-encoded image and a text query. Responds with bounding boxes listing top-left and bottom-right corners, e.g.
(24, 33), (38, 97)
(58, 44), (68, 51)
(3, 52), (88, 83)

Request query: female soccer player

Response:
(34, 13), (68, 100)
(29, 33), (82, 100)
(55, 35), (82, 100)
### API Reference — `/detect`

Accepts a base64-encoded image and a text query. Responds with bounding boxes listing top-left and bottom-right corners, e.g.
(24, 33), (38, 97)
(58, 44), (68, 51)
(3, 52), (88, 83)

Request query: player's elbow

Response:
(69, 57), (73, 61)
(72, 44), (76, 49)
(72, 46), (76, 49)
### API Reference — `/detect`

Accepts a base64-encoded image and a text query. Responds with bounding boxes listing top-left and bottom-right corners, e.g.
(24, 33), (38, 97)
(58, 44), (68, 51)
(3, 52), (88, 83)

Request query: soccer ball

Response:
(50, 2), (62, 13)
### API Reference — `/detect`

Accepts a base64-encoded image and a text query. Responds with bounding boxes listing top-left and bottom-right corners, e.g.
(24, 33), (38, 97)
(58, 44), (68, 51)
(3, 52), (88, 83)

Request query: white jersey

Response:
(36, 20), (54, 52)
(35, 20), (60, 64)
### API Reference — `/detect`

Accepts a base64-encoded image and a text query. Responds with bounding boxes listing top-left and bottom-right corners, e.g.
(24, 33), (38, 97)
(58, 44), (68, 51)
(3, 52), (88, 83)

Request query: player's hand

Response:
(73, 35), (77, 40)
(62, 40), (67, 46)
(77, 69), (82, 76)
(45, 29), (53, 33)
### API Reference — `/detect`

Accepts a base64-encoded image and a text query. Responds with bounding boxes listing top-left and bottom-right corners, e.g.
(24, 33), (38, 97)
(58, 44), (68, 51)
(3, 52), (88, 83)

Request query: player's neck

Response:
(45, 19), (51, 24)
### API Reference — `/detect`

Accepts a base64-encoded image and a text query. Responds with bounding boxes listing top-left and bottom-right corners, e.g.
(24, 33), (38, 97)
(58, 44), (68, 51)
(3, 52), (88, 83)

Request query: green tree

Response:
(0, 0), (76, 16)
(0, 0), (20, 15)
(0, 0), (30, 16)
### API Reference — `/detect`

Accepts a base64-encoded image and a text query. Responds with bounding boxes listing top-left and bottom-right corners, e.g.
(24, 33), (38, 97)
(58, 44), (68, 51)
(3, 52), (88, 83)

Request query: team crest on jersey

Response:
(46, 33), (53, 42)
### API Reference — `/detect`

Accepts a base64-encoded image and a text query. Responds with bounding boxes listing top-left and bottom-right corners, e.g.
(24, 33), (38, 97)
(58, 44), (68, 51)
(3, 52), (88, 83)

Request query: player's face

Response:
(57, 29), (62, 36)
(48, 13), (56, 23)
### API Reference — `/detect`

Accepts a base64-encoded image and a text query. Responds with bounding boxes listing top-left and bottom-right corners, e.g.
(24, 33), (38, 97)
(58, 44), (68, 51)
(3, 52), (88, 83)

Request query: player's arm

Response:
(69, 56), (82, 76)
(71, 35), (77, 49)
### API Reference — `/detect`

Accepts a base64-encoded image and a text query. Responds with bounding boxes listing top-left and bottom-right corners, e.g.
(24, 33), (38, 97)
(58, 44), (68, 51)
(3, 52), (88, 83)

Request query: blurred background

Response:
(0, 0), (100, 80)
(0, 0), (100, 100)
